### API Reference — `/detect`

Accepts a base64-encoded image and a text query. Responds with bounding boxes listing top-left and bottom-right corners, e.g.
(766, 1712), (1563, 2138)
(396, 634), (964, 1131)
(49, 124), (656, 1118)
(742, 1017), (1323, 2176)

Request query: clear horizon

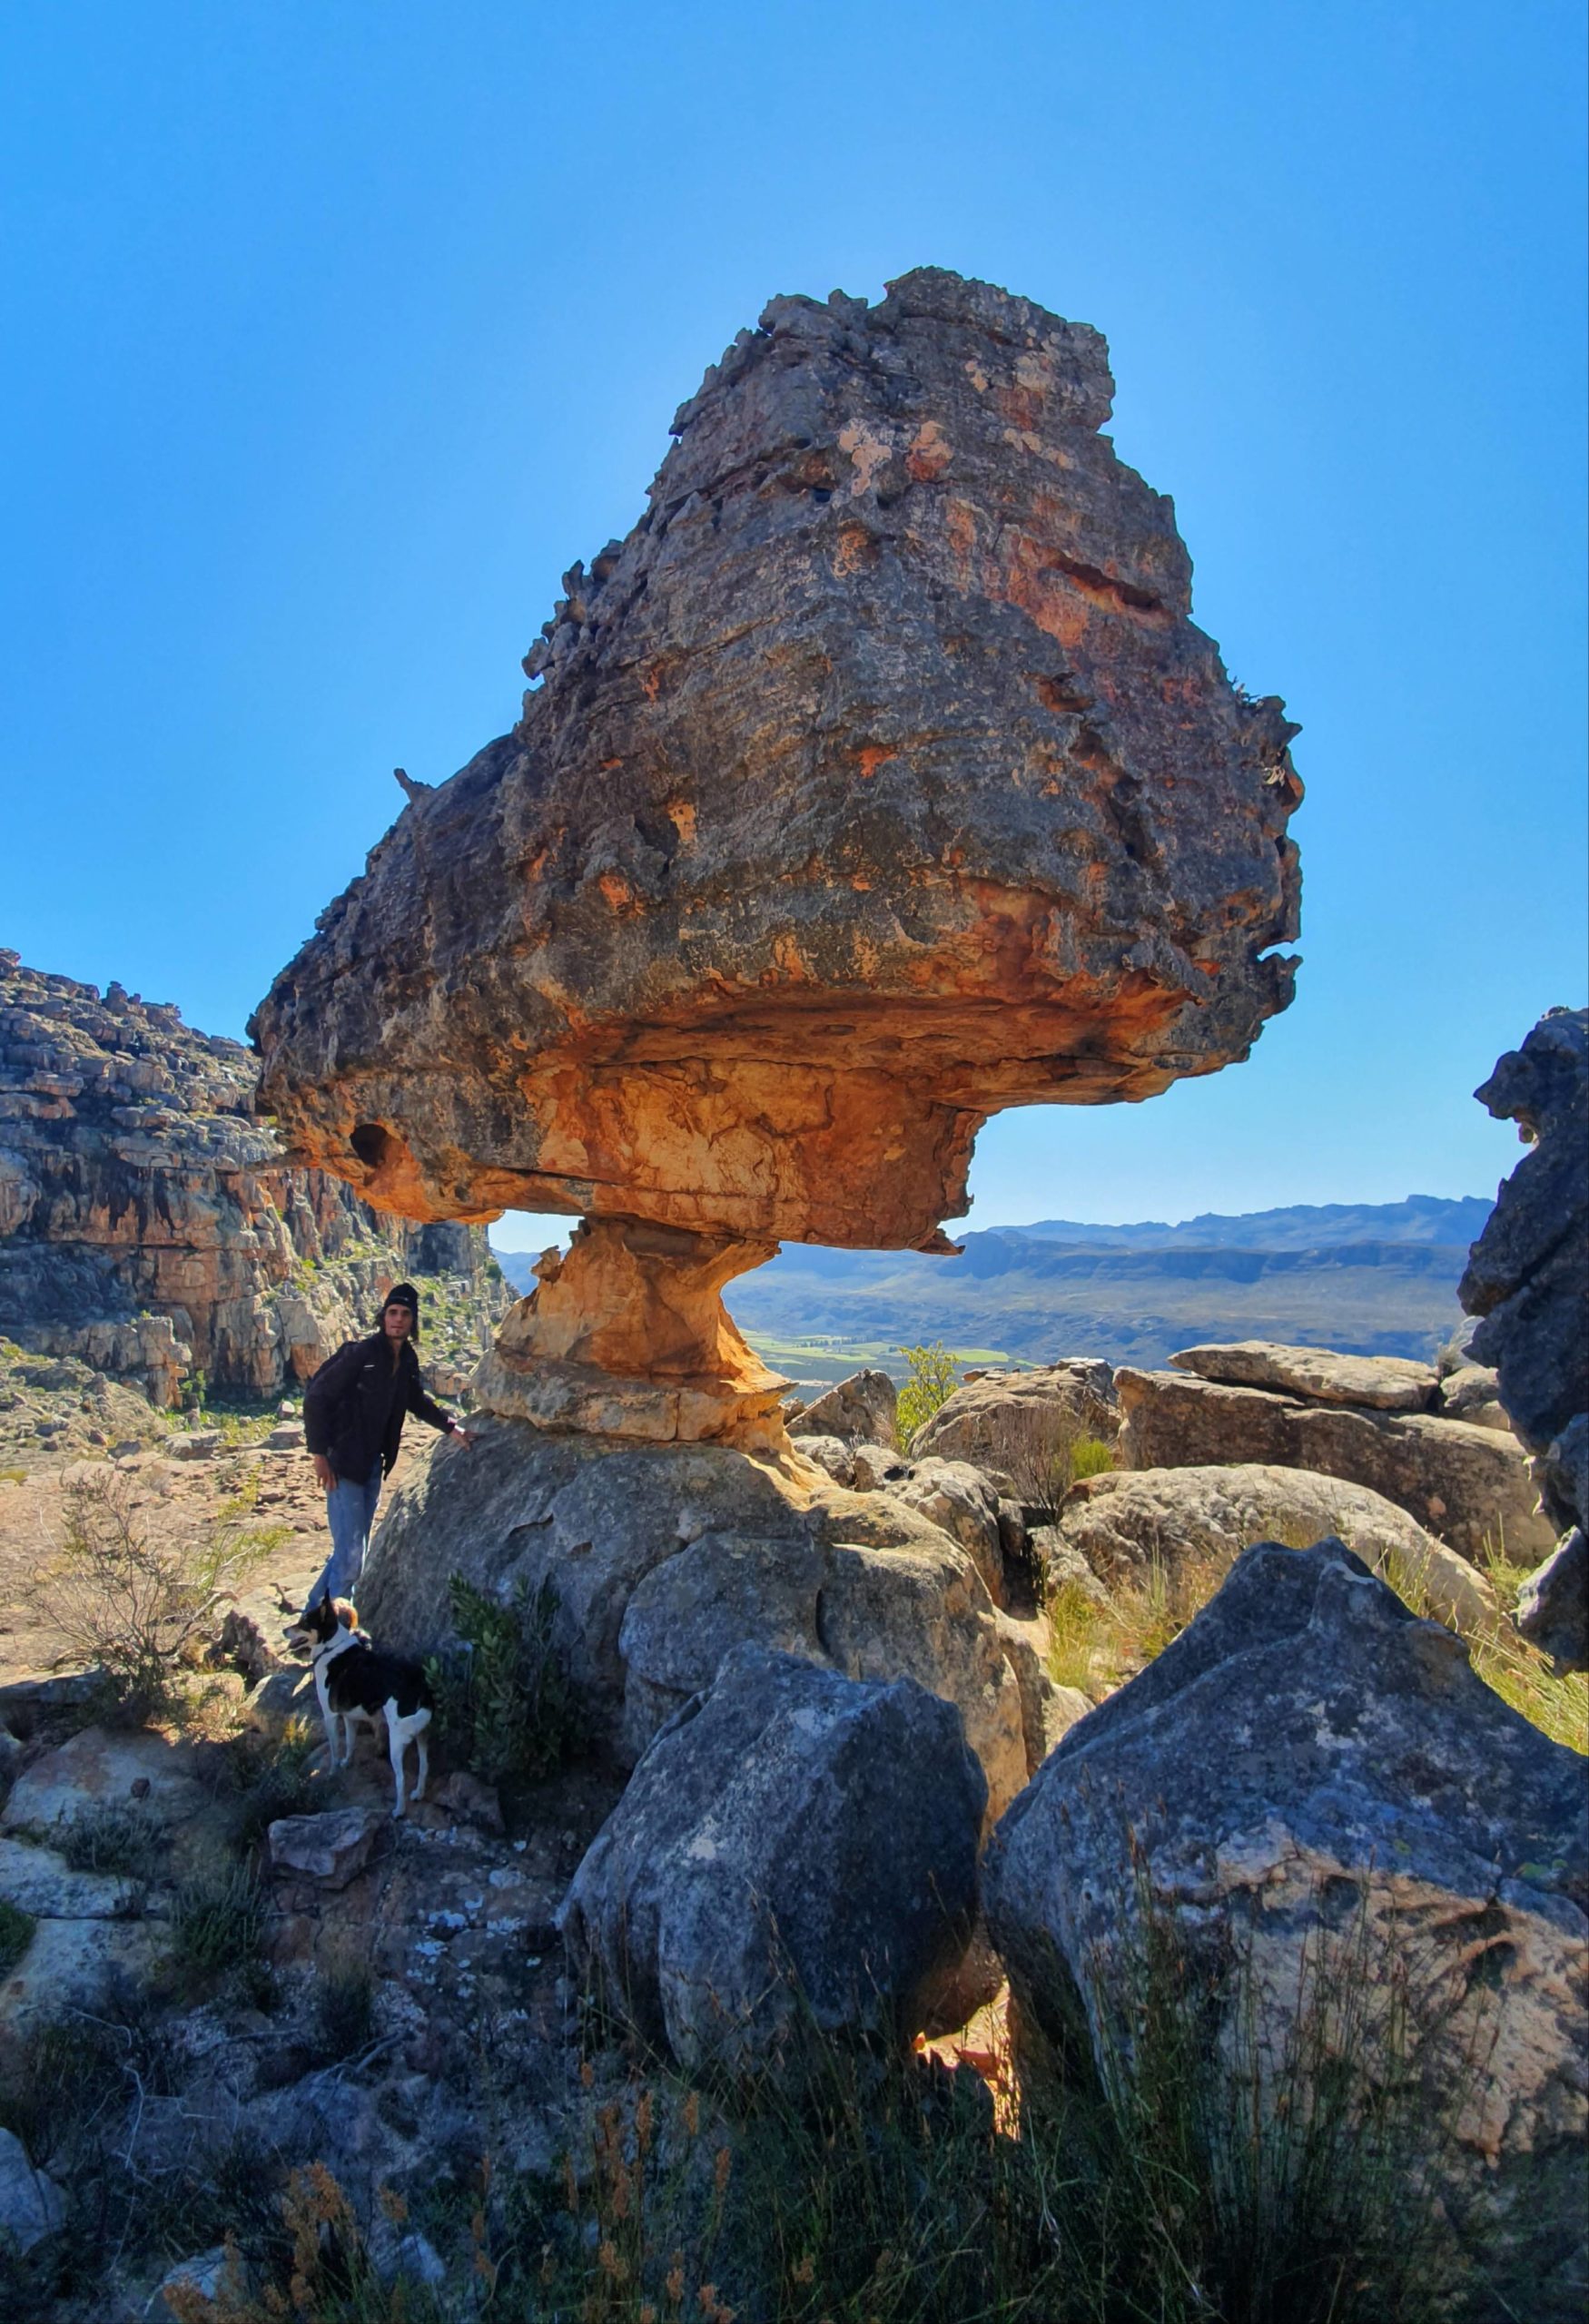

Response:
(4, 4), (1583, 1240)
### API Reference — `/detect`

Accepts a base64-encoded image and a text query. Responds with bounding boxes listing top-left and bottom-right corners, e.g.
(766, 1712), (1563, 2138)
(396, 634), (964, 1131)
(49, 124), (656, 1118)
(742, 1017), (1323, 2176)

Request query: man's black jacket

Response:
(302, 1334), (455, 1482)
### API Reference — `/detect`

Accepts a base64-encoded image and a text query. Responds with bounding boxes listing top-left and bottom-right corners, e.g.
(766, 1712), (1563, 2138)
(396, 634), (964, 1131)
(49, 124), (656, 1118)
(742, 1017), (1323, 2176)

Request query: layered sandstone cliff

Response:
(0, 954), (508, 1404)
(252, 268), (1304, 1441)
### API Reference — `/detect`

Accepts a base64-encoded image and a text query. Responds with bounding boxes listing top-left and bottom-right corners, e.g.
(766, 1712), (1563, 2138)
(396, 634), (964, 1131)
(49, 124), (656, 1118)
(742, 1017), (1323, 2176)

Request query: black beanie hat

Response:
(382, 1283), (420, 1333)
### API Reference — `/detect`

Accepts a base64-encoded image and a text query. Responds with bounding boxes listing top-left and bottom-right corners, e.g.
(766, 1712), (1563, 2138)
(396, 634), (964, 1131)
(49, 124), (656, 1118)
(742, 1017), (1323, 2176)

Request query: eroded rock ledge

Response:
(252, 266), (1303, 1440)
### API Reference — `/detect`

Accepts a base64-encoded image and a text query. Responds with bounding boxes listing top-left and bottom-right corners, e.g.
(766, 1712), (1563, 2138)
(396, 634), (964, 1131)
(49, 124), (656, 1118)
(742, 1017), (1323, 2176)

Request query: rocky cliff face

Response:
(252, 268), (1303, 1443)
(1461, 1008), (1589, 1667)
(0, 954), (508, 1405)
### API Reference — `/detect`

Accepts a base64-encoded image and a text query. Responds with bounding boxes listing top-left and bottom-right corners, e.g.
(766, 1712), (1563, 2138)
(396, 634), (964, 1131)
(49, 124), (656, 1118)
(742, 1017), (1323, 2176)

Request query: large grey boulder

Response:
(0, 2125), (64, 2254)
(1170, 1340), (1437, 1411)
(1114, 1366), (1553, 1565)
(360, 1420), (1030, 1813)
(1052, 1463), (1500, 1635)
(792, 1368), (898, 1449)
(910, 1360), (1118, 1480)
(984, 1541), (1589, 2311)
(880, 1455), (1005, 1602)
(1461, 1008), (1589, 1670)
(560, 1645), (985, 2076)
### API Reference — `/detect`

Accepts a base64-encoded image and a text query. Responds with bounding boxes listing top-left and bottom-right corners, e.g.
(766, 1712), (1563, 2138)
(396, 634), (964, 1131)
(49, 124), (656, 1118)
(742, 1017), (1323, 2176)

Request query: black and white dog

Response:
(285, 1597), (433, 1818)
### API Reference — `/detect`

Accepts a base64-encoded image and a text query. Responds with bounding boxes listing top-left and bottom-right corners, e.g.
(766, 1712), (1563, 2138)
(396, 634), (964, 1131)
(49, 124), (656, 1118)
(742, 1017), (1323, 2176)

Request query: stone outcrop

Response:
(1050, 1462), (1499, 1635)
(252, 267), (1302, 1441)
(790, 1367), (899, 1448)
(984, 1541), (1589, 2310)
(1115, 1360), (1553, 1566)
(1170, 1339), (1438, 1411)
(559, 1644), (985, 2077)
(908, 1359), (1119, 1478)
(1460, 1008), (1589, 1670)
(0, 955), (508, 1404)
(358, 1422), (1033, 1819)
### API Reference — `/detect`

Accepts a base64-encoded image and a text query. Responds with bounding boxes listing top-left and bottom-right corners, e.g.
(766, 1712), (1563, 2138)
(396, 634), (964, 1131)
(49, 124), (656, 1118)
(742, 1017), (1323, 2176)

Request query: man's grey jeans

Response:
(309, 1460), (383, 1608)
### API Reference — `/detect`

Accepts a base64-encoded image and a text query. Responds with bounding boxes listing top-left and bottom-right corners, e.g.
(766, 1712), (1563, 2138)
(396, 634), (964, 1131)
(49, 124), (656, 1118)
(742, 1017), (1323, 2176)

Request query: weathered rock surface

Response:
(984, 1541), (1589, 2310)
(909, 1359), (1119, 1479)
(881, 1453), (1006, 1601)
(1461, 1008), (1589, 1670)
(359, 1422), (1031, 1817)
(1051, 1462), (1499, 1634)
(1, 1726), (205, 1830)
(1114, 1365), (1553, 1565)
(0, 2124), (64, 2253)
(1436, 1362), (1511, 1430)
(252, 268), (1301, 1436)
(0, 955), (508, 1404)
(267, 1807), (385, 1887)
(0, 1834), (142, 1919)
(1170, 1339), (1437, 1411)
(793, 1367), (899, 1448)
(559, 1644), (985, 2075)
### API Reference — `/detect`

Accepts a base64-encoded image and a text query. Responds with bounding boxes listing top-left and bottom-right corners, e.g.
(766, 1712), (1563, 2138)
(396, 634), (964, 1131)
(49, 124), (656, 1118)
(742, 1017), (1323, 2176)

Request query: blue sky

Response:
(2, 2), (1583, 1252)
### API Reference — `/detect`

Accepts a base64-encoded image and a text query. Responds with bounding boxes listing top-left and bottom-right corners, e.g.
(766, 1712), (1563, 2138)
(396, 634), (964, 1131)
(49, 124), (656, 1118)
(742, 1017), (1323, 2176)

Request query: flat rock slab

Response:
(1115, 1367), (1554, 1566)
(1, 1725), (205, 1830)
(0, 1913), (159, 2034)
(0, 1835), (142, 1919)
(1170, 1340), (1438, 1411)
(268, 1807), (385, 1886)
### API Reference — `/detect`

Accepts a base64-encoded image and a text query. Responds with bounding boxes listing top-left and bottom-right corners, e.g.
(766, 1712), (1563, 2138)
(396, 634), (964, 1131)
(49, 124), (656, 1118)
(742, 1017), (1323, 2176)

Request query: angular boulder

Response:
(1114, 1366), (1553, 1565)
(559, 1644), (985, 2076)
(1461, 1008), (1589, 1670)
(880, 1454), (1006, 1602)
(1170, 1339), (1437, 1412)
(793, 1369), (898, 1449)
(267, 1807), (384, 1887)
(910, 1359), (1118, 1481)
(1051, 1462), (1500, 1635)
(984, 1541), (1589, 2309)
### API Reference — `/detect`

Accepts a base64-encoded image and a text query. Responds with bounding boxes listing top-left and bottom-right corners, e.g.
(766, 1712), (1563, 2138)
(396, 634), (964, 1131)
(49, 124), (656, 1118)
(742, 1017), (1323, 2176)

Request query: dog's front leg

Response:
(387, 1709), (408, 1818)
(411, 1718), (429, 1803)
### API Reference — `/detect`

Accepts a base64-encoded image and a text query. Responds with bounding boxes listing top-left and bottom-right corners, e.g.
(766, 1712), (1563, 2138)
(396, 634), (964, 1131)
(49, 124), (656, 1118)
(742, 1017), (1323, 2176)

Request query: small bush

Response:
(171, 1857), (268, 1981)
(31, 1471), (274, 1726)
(57, 1802), (164, 1883)
(218, 1718), (320, 1853)
(311, 1947), (375, 2061)
(425, 1571), (577, 1787)
(0, 1897), (35, 1978)
(894, 1341), (960, 1449)
(1001, 1406), (1115, 1512)
(1069, 1433), (1116, 1482)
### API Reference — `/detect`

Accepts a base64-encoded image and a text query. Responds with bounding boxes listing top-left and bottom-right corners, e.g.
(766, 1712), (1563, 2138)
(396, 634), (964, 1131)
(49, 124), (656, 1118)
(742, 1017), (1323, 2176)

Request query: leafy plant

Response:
(424, 1571), (578, 1787)
(30, 1472), (274, 1725)
(1000, 1404), (1115, 1512)
(894, 1342), (960, 1449)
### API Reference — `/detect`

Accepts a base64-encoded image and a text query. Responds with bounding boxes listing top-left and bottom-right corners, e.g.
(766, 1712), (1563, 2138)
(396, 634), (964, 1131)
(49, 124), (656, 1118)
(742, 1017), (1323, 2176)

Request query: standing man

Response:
(300, 1283), (478, 1611)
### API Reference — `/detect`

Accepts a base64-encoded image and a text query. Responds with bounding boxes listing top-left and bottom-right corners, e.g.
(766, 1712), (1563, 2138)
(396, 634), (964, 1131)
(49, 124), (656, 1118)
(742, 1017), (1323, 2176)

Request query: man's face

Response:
(382, 1304), (415, 1343)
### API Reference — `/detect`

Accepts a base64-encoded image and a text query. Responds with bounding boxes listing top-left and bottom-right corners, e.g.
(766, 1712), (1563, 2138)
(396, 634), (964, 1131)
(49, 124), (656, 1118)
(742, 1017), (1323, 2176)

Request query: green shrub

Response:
(1069, 1433), (1116, 1482)
(425, 1571), (578, 1787)
(0, 1898), (35, 1979)
(894, 1341), (959, 1449)
(171, 1858), (267, 1981)
(57, 1802), (164, 1884)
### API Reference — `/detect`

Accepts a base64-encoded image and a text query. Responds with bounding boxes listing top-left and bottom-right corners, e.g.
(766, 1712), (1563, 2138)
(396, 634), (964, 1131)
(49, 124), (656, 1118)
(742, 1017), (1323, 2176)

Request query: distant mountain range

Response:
(494, 1196), (1490, 1382)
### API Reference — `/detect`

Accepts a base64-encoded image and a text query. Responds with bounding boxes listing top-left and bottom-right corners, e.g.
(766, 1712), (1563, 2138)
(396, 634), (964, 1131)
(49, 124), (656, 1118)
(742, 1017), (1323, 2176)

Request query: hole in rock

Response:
(350, 1122), (393, 1170)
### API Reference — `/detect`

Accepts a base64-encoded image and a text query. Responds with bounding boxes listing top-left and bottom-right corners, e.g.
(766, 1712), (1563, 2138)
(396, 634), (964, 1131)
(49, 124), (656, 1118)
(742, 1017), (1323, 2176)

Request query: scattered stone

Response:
(560, 1645), (985, 2077)
(984, 1541), (1589, 2309)
(264, 1423), (302, 1450)
(1114, 1366), (1553, 1565)
(1, 1725), (205, 1829)
(1052, 1463), (1501, 1635)
(0, 2125), (64, 2253)
(792, 1369), (899, 1449)
(1170, 1340), (1437, 1412)
(267, 1807), (384, 1886)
